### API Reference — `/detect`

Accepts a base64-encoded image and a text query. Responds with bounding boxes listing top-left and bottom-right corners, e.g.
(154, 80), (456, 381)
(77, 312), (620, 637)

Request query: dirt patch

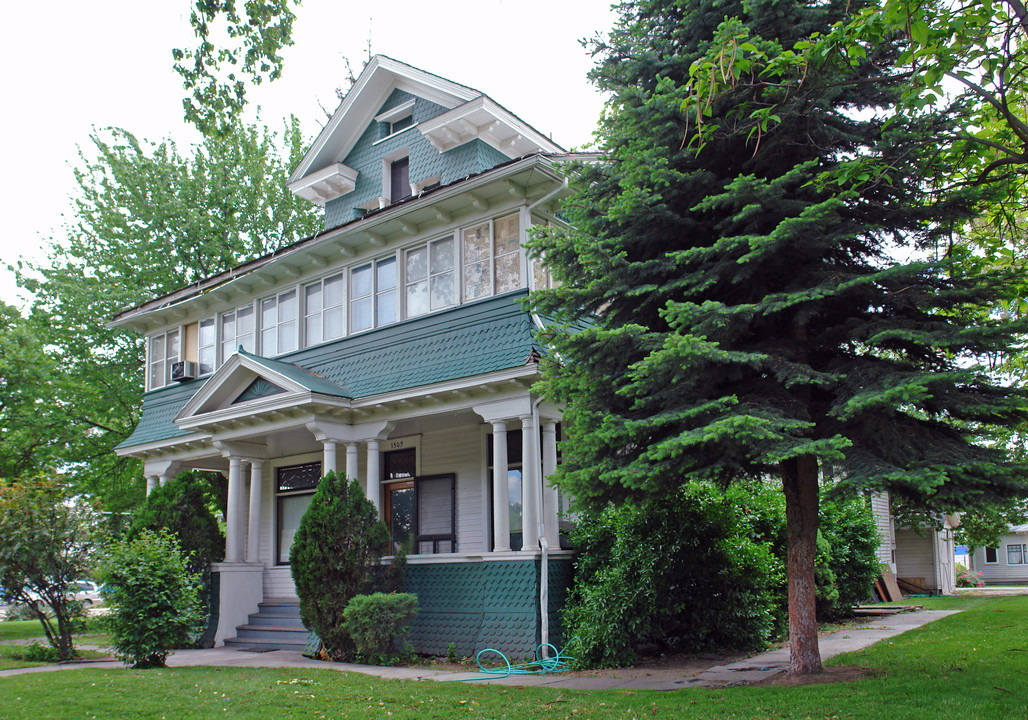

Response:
(757, 665), (884, 687)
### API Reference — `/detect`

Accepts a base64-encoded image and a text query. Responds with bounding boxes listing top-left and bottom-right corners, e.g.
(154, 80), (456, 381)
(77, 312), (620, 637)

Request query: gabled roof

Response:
(289, 55), (563, 188)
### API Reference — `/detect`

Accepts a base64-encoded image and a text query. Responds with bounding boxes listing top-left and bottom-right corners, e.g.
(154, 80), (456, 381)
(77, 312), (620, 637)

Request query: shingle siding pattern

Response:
(323, 90), (512, 229)
(116, 379), (204, 449)
(119, 292), (536, 450)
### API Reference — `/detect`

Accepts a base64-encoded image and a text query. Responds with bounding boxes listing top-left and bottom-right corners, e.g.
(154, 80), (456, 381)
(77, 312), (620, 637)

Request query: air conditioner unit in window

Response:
(171, 361), (197, 382)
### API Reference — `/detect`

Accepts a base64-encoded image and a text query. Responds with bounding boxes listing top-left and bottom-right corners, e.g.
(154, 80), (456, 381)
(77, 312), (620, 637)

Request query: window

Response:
(406, 237), (456, 317)
(488, 429), (523, 550)
(350, 256), (397, 332)
(220, 304), (255, 363)
(147, 329), (179, 390)
(389, 114), (414, 135)
(198, 318), (215, 375)
(276, 462), (322, 564)
(1008, 544), (1026, 565)
(985, 547), (998, 564)
(304, 273), (345, 347)
(261, 289), (298, 356)
(382, 450), (454, 555)
(463, 214), (521, 301)
(384, 449), (416, 552)
(390, 157), (411, 202)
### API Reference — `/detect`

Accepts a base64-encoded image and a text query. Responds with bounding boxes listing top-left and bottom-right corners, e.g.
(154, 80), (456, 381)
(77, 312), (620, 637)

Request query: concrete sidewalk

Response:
(0, 608), (960, 689)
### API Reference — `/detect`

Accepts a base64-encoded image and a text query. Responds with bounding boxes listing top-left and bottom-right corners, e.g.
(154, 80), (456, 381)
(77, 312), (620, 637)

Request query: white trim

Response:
(418, 96), (563, 157)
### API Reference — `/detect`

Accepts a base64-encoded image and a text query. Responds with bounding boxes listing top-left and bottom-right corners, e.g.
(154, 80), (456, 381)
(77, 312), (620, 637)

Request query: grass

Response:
(0, 596), (1025, 719)
(0, 617), (109, 670)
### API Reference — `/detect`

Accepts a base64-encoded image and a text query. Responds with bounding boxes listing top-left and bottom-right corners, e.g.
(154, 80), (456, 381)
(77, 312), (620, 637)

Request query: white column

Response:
(246, 459), (264, 564)
(520, 414), (539, 551)
(366, 440), (381, 515)
(158, 473), (169, 488)
(542, 421), (560, 547)
(492, 422), (511, 552)
(323, 440), (338, 475)
(225, 457), (244, 563)
(145, 476), (158, 497)
(345, 442), (359, 481)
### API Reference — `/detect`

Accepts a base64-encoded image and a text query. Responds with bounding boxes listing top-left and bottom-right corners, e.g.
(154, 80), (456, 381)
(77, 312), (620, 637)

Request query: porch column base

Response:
(211, 563), (264, 647)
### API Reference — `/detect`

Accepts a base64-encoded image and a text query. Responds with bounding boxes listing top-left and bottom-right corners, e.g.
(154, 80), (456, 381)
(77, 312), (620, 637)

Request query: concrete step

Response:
(234, 625), (308, 643)
(247, 613), (305, 628)
(257, 599), (301, 615)
(224, 636), (307, 652)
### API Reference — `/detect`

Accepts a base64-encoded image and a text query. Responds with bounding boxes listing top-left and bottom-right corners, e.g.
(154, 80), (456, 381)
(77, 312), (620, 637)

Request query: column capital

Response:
(473, 397), (533, 424)
(214, 440), (266, 460)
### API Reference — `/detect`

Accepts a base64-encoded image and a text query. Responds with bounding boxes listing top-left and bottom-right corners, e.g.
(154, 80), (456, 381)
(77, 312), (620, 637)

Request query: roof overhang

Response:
(289, 55), (479, 185)
(419, 96), (563, 157)
(111, 153), (582, 334)
(286, 162), (359, 206)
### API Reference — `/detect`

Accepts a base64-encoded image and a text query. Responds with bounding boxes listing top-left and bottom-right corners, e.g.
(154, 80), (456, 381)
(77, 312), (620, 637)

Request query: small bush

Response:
(818, 495), (881, 617)
(343, 592), (419, 664)
(96, 529), (206, 668)
(7, 642), (61, 662)
(290, 472), (389, 658)
(956, 566), (984, 588)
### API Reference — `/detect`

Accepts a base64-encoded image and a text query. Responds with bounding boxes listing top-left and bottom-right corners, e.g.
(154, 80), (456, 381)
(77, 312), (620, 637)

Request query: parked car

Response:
(66, 580), (102, 606)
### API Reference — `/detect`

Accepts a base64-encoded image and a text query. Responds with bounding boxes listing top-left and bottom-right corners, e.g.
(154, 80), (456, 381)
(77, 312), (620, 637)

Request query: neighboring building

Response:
(113, 56), (585, 655)
(870, 491), (957, 596)
(969, 525), (1028, 585)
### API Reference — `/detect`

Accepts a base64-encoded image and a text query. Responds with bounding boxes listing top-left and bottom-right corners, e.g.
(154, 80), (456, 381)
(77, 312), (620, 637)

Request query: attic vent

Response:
(234, 378), (286, 404)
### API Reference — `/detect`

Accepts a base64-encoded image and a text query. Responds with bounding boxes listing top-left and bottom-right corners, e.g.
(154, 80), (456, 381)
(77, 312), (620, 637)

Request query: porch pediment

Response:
(174, 350), (351, 429)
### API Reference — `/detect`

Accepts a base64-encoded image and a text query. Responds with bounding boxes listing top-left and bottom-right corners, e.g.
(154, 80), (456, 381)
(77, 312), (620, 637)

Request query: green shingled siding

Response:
(323, 90), (515, 230)
(119, 291), (537, 450)
(404, 556), (573, 658)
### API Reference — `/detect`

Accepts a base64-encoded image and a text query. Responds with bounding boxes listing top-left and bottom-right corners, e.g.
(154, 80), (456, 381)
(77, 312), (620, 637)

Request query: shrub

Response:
(130, 471), (224, 576)
(956, 566), (984, 588)
(290, 472), (389, 658)
(343, 592), (419, 664)
(818, 495), (881, 617)
(563, 482), (786, 668)
(96, 529), (206, 668)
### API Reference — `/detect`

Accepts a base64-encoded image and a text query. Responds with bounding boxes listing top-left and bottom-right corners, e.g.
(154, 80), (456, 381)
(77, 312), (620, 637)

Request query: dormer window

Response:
(390, 157), (411, 203)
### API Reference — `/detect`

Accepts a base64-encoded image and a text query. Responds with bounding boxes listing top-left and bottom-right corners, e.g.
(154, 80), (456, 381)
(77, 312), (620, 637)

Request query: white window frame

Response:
(404, 234), (458, 319)
(147, 328), (180, 391)
(350, 254), (399, 333)
(197, 317), (216, 376)
(260, 288), (299, 357)
(985, 546), (999, 564)
(219, 303), (255, 366)
(1007, 543), (1027, 565)
(380, 148), (412, 206)
(302, 272), (346, 348)
(461, 212), (522, 303)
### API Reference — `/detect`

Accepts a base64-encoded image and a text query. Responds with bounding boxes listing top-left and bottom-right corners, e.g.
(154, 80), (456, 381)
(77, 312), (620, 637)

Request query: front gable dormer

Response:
(288, 55), (563, 229)
(175, 350), (350, 432)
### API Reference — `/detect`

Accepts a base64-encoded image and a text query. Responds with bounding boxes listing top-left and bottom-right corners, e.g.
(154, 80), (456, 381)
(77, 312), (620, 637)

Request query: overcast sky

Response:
(0, 0), (616, 307)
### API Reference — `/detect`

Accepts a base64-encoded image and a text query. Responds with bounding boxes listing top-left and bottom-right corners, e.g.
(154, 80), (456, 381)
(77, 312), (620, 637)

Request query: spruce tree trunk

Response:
(781, 454), (823, 675)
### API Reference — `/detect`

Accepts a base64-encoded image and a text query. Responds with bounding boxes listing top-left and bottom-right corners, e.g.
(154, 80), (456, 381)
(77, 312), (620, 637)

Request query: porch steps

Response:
(223, 598), (308, 652)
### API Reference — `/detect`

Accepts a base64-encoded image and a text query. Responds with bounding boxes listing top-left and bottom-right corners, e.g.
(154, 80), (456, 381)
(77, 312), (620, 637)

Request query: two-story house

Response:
(113, 56), (584, 656)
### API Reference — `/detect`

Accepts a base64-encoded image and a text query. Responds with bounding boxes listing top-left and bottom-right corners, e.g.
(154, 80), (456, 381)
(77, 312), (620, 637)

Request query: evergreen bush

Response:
(96, 529), (205, 668)
(290, 472), (389, 658)
(563, 482), (785, 668)
(342, 592), (419, 664)
(818, 496), (881, 617)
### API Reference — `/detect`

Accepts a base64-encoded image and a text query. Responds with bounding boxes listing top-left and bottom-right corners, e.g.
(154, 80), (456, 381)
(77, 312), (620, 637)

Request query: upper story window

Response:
(463, 213), (521, 301)
(261, 289), (298, 356)
(406, 237), (456, 317)
(144, 211), (535, 389)
(351, 256), (397, 333)
(303, 273), (345, 348)
(148, 329), (179, 390)
(390, 157), (411, 203)
(220, 304), (255, 364)
(389, 114), (414, 135)
(198, 318), (216, 375)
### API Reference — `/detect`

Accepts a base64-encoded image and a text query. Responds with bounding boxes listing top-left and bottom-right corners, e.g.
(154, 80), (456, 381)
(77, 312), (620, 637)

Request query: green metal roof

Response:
(117, 291), (538, 451)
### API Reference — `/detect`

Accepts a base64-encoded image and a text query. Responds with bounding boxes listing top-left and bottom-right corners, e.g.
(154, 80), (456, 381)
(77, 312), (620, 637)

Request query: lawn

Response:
(0, 596), (1025, 719)
(0, 618), (109, 670)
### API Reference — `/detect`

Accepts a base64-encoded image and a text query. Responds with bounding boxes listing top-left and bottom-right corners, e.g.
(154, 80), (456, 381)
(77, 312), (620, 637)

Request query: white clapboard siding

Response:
(895, 529), (938, 590)
(419, 425), (485, 554)
(971, 533), (1028, 583)
(869, 491), (894, 566)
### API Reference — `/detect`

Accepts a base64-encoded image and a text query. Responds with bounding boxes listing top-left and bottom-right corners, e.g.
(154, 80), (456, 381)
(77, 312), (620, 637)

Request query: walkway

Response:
(0, 608), (960, 689)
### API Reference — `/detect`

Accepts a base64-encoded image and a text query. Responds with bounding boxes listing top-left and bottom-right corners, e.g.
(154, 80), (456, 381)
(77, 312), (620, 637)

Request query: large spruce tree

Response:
(532, 0), (1028, 674)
